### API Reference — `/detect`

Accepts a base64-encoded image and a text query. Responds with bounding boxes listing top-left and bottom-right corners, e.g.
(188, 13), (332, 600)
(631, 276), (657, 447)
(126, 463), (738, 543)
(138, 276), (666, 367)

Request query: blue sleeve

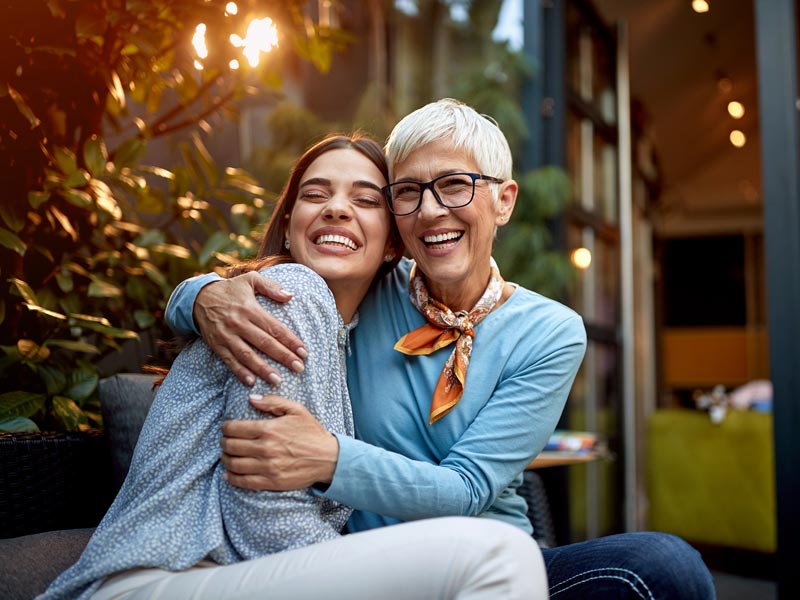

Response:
(164, 273), (223, 336)
(322, 312), (587, 523)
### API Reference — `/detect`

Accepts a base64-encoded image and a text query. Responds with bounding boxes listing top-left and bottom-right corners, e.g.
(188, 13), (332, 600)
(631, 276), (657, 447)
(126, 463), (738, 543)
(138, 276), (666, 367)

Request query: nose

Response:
(417, 186), (447, 220)
(322, 193), (352, 221)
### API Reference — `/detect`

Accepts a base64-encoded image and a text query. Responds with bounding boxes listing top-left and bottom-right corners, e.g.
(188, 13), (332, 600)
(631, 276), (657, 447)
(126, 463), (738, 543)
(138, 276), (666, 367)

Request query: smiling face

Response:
(286, 148), (393, 321)
(392, 137), (517, 310)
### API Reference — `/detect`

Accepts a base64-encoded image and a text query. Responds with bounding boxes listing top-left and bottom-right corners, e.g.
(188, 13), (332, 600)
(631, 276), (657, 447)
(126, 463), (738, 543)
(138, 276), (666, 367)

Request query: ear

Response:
(494, 179), (518, 226)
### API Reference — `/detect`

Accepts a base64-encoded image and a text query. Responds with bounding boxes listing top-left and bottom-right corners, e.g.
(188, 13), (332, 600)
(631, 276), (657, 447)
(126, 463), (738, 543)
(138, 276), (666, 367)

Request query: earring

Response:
(384, 253), (394, 262)
(284, 239), (291, 250)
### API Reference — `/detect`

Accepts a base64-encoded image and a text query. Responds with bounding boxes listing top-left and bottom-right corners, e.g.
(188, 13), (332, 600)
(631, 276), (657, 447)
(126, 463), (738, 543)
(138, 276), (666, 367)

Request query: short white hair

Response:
(385, 98), (514, 186)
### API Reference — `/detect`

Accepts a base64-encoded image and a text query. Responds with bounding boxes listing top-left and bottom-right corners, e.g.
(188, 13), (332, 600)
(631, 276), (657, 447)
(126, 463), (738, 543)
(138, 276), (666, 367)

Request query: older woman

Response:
(167, 99), (715, 599)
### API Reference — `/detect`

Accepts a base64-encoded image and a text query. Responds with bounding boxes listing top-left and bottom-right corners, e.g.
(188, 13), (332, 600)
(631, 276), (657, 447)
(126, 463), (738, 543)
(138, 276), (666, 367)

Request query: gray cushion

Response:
(0, 528), (94, 599)
(99, 373), (158, 488)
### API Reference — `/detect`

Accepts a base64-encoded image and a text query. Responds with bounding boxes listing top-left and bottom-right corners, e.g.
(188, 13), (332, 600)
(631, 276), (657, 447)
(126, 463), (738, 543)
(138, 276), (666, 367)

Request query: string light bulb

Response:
(727, 101), (745, 119)
(730, 130), (746, 148)
(692, 0), (710, 13)
(570, 248), (592, 270)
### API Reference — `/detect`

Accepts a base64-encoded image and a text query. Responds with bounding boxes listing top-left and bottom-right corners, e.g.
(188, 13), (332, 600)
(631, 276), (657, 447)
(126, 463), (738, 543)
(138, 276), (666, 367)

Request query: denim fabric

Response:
(542, 532), (716, 599)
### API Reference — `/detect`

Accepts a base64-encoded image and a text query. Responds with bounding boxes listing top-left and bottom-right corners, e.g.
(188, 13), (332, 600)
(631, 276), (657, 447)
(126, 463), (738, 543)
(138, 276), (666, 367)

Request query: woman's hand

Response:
(220, 394), (340, 491)
(194, 273), (308, 386)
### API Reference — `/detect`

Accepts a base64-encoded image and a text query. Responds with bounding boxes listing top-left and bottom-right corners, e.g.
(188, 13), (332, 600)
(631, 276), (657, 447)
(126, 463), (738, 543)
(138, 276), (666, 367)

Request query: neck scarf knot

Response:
(394, 259), (505, 424)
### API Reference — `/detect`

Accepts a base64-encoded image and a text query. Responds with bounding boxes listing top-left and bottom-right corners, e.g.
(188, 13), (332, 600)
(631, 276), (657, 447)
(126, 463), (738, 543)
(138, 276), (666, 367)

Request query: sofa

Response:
(0, 373), (554, 599)
(0, 373), (158, 600)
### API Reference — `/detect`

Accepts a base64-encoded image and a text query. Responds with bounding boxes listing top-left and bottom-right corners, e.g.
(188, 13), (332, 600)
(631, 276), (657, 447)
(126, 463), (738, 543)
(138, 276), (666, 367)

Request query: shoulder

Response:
(494, 285), (586, 346)
(258, 262), (331, 297)
(256, 263), (340, 328)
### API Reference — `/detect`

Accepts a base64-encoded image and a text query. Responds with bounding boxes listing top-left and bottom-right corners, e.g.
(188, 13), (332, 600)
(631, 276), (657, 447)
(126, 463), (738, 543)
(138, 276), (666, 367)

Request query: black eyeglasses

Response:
(381, 172), (503, 216)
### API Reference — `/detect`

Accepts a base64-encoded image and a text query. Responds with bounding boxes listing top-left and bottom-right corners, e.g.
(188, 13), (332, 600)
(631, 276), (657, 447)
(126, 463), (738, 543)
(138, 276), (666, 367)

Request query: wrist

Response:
(314, 432), (340, 485)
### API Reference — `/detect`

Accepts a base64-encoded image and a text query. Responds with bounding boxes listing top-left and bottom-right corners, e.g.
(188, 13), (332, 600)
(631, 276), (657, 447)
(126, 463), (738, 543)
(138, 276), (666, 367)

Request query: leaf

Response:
(17, 339), (51, 362)
(88, 278), (123, 298)
(25, 304), (67, 320)
(73, 319), (138, 339)
(53, 146), (78, 176)
(6, 84), (41, 129)
(0, 201), (25, 231)
(83, 136), (108, 177)
(55, 269), (73, 292)
(69, 312), (111, 326)
(113, 138), (147, 170)
(138, 165), (174, 180)
(43, 339), (99, 353)
(36, 363), (67, 395)
(63, 168), (90, 189)
(8, 278), (38, 305)
(28, 191), (50, 209)
(151, 243), (191, 259)
(0, 391), (46, 419)
(53, 395), (83, 431)
(0, 416), (39, 433)
(141, 261), (167, 288)
(60, 189), (93, 210)
(64, 364), (99, 402)
(0, 227), (26, 256)
(48, 205), (78, 241)
(198, 231), (231, 266)
(192, 134), (219, 186)
(133, 309), (156, 329)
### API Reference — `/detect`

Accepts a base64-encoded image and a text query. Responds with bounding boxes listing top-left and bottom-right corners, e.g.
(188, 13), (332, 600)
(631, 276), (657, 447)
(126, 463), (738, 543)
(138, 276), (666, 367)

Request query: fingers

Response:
(247, 271), (293, 302)
(223, 471), (272, 491)
(248, 394), (305, 416)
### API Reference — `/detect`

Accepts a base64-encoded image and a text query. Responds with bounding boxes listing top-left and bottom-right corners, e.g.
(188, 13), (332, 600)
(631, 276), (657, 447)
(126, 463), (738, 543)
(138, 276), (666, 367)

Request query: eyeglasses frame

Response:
(381, 172), (504, 216)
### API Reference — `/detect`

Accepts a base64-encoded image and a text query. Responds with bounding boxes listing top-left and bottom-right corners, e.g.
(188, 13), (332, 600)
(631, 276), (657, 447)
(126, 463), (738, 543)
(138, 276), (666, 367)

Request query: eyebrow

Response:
(392, 169), (467, 183)
(300, 177), (383, 192)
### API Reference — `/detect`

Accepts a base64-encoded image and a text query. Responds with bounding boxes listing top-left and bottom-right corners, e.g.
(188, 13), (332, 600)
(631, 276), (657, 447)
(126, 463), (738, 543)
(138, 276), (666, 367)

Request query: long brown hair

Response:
(227, 133), (403, 281)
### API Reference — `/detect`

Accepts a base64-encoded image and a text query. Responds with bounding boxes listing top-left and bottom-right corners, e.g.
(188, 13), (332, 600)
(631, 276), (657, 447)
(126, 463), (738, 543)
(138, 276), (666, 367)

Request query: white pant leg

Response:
(93, 517), (547, 600)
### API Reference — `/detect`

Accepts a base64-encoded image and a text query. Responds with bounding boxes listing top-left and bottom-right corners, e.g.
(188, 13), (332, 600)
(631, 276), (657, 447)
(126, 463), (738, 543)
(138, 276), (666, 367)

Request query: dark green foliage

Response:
(0, 0), (348, 432)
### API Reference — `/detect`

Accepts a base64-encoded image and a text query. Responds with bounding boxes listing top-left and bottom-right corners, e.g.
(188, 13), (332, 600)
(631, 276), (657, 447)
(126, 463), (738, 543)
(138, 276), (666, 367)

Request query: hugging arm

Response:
(165, 272), (307, 386)
(224, 314), (587, 525)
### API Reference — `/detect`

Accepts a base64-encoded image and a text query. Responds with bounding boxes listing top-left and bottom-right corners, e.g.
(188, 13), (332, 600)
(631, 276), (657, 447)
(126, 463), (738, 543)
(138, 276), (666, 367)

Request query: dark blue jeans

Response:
(541, 532), (716, 599)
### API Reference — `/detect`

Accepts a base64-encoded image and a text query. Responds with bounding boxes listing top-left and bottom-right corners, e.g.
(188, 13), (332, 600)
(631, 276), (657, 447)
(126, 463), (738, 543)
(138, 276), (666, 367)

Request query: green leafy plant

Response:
(0, 0), (351, 432)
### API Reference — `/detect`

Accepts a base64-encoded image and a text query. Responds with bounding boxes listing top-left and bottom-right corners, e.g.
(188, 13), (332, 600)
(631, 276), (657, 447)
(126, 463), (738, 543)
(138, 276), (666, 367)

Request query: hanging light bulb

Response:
(727, 101), (745, 119)
(692, 0), (710, 13)
(730, 130), (746, 148)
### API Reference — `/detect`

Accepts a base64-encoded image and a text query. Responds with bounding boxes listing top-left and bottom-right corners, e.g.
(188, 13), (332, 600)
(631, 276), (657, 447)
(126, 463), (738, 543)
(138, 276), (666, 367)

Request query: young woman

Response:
(42, 134), (548, 600)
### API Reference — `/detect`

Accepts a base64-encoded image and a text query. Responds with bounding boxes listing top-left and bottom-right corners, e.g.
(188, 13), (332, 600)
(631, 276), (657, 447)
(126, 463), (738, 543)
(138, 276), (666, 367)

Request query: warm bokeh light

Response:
(570, 247), (592, 270)
(727, 101), (745, 119)
(691, 0), (710, 13)
(239, 18), (279, 67)
(730, 130), (746, 147)
(192, 23), (208, 59)
(194, 13), (278, 71)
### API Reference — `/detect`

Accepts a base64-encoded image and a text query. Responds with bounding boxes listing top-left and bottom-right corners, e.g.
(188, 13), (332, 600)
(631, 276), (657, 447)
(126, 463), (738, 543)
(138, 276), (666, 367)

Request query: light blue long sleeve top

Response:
(166, 258), (587, 534)
(43, 265), (353, 599)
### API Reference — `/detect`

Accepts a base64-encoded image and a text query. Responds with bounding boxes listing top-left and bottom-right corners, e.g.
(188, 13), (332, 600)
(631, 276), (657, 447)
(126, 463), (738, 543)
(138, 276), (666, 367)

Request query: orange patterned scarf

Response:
(394, 259), (505, 424)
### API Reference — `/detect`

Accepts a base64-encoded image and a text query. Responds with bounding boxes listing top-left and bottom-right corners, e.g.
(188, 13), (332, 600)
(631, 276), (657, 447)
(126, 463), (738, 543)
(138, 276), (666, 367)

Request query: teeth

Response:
(315, 234), (357, 250)
(423, 231), (462, 244)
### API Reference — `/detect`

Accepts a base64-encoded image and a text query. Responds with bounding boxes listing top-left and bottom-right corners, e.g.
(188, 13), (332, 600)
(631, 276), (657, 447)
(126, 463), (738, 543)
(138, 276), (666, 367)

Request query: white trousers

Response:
(92, 517), (547, 600)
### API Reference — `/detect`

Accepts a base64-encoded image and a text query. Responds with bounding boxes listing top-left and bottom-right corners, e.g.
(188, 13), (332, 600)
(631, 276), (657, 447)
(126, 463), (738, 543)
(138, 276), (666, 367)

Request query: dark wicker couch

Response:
(0, 373), (555, 599)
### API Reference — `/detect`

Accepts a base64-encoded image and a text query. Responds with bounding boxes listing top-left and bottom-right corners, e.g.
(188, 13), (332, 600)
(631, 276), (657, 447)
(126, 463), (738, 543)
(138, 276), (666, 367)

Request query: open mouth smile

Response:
(315, 234), (359, 251)
(423, 231), (464, 249)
